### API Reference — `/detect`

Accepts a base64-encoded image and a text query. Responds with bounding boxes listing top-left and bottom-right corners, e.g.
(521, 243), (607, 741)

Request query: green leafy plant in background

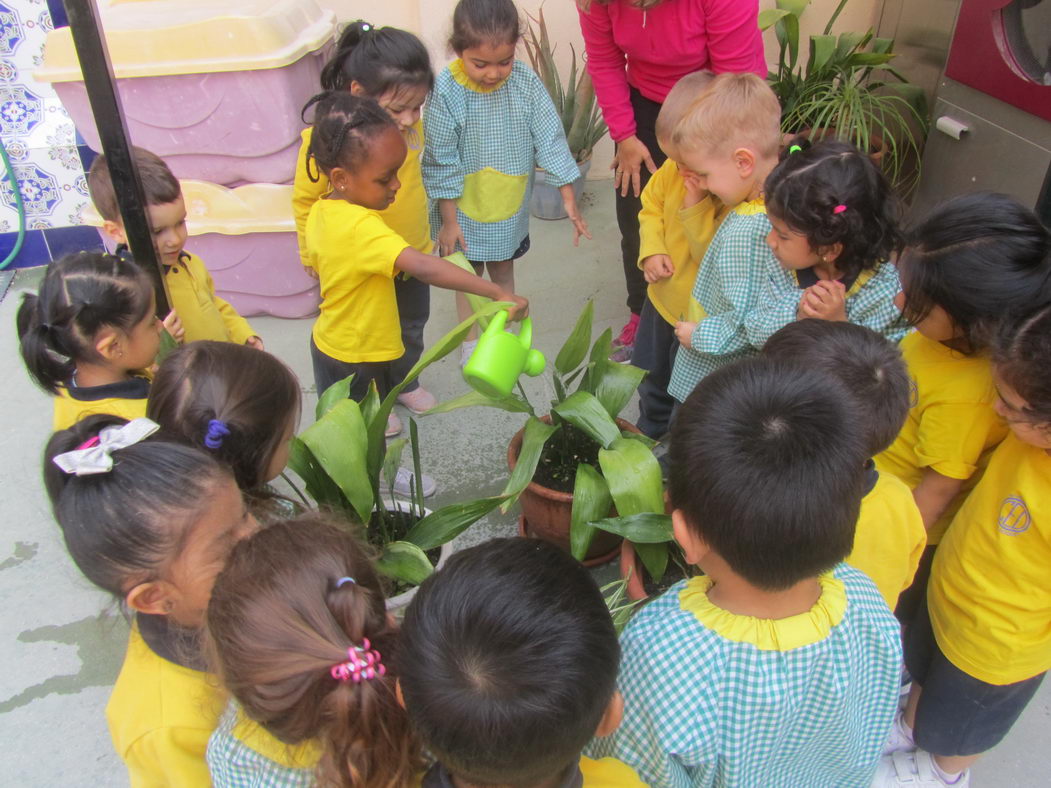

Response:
(288, 301), (515, 590)
(522, 8), (608, 162)
(760, 0), (928, 189)
(601, 575), (642, 634)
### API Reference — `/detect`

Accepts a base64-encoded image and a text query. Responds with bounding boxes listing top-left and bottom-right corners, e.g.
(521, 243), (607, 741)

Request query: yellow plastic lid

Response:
(37, 0), (335, 82)
(81, 181), (295, 236)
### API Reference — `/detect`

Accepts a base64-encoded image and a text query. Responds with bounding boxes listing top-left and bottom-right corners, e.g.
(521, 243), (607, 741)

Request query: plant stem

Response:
(280, 472), (311, 508)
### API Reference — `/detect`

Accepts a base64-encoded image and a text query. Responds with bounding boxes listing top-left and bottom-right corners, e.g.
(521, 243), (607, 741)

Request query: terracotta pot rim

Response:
(518, 515), (619, 567)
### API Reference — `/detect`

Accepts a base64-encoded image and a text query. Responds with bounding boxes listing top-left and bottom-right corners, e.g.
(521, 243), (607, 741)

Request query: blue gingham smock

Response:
(587, 564), (902, 788)
(423, 59), (581, 262)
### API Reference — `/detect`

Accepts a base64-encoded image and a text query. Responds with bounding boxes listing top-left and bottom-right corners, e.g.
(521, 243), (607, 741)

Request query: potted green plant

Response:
(288, 301), (514, 609)
(760, 0), (928, 189)
(522, 8), (608, 220)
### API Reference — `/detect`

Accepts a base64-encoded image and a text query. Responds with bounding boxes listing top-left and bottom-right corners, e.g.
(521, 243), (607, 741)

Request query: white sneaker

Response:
(385, 412), (402, 437)
(871, 750), (970, 787)
(460, 339), (478, 369)
(882, 711), (916, 755)
(393, 466), (436, 498)
(397, 386), (438, 414)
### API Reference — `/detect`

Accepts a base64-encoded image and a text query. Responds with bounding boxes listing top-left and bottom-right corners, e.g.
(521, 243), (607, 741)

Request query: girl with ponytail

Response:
(205, 515), (420, 787)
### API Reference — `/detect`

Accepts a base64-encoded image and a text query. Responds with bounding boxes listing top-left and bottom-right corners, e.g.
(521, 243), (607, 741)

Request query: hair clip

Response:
(204, 419), (230, 450)
(788, 144), (803, 154)
(331, 638), (386, 683)
(359, 21), (372, 32)
(833, 204), (848, 214)
(52, 418), (160, 476)
(335, 577), (356, 588)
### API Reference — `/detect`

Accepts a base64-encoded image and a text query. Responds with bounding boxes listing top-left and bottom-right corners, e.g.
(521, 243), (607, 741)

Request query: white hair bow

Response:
(52, 418), (160, 476)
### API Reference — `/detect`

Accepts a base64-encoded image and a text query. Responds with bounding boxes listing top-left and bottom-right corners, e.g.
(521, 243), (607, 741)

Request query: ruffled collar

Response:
(678, 571), (847, 651)
(449, 59), (509, 93)
(232, 708), (322, 770)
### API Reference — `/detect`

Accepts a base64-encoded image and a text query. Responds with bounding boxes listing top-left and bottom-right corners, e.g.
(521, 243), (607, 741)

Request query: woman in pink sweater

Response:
(577, 0), (765, 361)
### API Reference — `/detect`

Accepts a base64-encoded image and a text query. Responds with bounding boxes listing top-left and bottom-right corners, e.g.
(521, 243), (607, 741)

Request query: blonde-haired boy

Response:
(666, 73), (783, 403)
(631, 71), (730, 439)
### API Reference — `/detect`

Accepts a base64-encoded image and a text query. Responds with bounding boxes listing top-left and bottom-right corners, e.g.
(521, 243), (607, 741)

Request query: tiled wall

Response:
(0, 0), (103, 270)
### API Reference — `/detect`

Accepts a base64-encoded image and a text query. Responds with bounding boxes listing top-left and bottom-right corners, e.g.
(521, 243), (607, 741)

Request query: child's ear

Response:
(101, 219), (128, 246)
(593, 690), (624, 738)
(126, 580), (178, 617)
(818, 242), (844, 263)
(672, 508), (708, 566)
(94, 327), (122, 361)
(348, 80), (366, 97)
(329, 166), (350, 196)
(732, 147), (756, 179)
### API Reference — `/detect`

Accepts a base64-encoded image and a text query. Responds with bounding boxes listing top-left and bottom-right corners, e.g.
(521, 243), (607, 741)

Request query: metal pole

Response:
(61, 0), (170, 314)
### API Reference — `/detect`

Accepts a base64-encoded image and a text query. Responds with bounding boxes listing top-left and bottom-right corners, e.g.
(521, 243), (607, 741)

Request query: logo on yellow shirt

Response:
(998, 496), (1031, 535)
(908, 378), (919, 408)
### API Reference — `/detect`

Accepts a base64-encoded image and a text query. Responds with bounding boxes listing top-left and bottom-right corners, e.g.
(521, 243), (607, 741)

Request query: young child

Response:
(88, 147), (262, 349)
(205, 515), (419, 788)
(294, 21), (437, 432)
(399, 537), (647, 787)
(303, 90), (528, 407)
(874, 304), (1051, 787)
(590, 357), (902, 786)
(875, 192), (1051, 618)
(147, 341), (302, 516)
(18, 252), (163, 429)
(423, 0), (590, 362)
(666, 72), (783, 404)
(43, 415), (259, 786)
(751, 138), (909, 345)
(764, 320), (925, 610)
(632, 69), (729, 438)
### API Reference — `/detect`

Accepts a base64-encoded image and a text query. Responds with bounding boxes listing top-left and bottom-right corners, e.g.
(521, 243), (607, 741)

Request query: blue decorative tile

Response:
(0, 226), (48, 268)
(43, 223), (102, 259)
(0, 4), (24, 57)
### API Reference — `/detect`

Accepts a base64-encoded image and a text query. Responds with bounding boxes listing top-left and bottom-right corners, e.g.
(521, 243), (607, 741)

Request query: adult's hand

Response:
(611, 135), (657, 198)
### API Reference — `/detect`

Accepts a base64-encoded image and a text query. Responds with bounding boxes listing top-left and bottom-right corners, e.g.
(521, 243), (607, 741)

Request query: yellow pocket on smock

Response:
(686, 297), (708, 323)
(459, 168), (528, 223)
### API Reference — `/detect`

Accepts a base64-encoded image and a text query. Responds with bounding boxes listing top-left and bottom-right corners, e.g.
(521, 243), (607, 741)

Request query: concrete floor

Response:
(0, 186), (1047, 785)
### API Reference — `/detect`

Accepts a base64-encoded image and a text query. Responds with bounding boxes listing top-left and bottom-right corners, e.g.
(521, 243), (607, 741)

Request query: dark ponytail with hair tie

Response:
(320, 20), (433, 96)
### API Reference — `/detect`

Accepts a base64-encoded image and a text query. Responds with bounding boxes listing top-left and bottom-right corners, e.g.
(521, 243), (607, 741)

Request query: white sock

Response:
(897, 714), (915, 745)
(930, 757), (964, 785)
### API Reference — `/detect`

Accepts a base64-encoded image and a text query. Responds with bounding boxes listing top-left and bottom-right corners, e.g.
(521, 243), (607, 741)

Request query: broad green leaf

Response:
(299, 399), (374, 524)
(423, 389), (533, 416)
(807, 34), (837, 75)
(784, 13), (801, 70)
(871, 36), (894, 55)
(579, 327), (613, 393)
(552, 391), (621, 449)
(777, 0), (810, 16)
(592, 360), (646, 419)
(376, 541), (433, 586)
(621, 430), (659, 450)
(405, 496), (509, 550)
(569, 464), (613, 561)
(555, 300), (594, 375)
(287, 437), (351, 514)
(598, 437), (664, 516)
(156, 328), (178, 365)
(316, 374), (353, 421)
(589, 513), (673, 543)
(500, 416), (559, 511)
(635, 542), (669, 584)
(757, 8), (790, 30)
(359, 384), (380, 433)
(445, 252), (495, 331)
(382, 438), (408, 495)
(846, 52), (894, 67)
(835, 30), (869, 59)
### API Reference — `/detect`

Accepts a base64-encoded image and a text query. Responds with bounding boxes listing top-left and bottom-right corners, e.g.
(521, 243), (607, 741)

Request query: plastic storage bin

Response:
(84, 180), (320, 319)
(36, 0), (335, 185)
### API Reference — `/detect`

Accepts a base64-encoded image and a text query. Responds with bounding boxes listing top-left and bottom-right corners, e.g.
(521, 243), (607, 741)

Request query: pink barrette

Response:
(75, 436), (101, 451)
(833, 204), (848, 214)
(330, 638), (386, 683)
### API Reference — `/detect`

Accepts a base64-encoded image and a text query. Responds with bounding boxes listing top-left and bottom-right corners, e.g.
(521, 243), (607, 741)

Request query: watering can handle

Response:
(484, 309), (509, 336)
(518, 317), (532, 348)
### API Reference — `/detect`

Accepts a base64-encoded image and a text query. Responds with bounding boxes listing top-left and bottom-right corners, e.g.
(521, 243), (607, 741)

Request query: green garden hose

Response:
(0, 136), (26, 270)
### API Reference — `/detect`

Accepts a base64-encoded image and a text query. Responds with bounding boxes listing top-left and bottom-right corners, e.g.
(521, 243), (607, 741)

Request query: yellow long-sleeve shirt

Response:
(637, 159), (728, 325)
(165, 252), (256, 345)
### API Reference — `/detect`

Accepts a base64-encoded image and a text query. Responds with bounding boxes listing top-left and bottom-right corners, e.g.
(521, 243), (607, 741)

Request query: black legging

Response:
(615, 88), (668, 315)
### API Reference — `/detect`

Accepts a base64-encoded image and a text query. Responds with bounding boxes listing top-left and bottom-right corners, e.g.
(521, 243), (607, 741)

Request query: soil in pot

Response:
(533, 422), (601, 492)
(368, 509), (440, 598)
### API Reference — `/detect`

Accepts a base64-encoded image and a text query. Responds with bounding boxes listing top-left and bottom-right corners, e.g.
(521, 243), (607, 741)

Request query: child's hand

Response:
(675, 320), (697, 349)
(302, 265), (319, 280)
(681, 170), (706, 208)
(437, 220), (467, 257)
(800, 280), (847, 322)
(642, 254), (675, 283)
(566, 203), (592, 247)
(245, 336), (265, 351)
(498, 292), (529, 321)
(161, 310), (184, 344)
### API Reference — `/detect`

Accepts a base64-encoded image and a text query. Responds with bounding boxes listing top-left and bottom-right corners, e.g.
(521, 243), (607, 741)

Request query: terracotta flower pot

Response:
(518, 515), (620, 567)
(619, 539), (649, 602)
(507, 415), (641, 564)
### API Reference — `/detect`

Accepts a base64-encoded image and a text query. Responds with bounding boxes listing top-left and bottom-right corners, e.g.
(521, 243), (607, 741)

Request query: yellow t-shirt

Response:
(106, 621), (225, 788)
(307, 199), (408, 363)
(293, 122), (431, 265)
(848, 470), (927, 609)
(580, 755), (648, 786)
(929, 433), (1051, 685)
(638, 159), (727, 326)
(166, 252), (256, 345)
(875, 331), (1008, 543)
(53, 377), (150, 430)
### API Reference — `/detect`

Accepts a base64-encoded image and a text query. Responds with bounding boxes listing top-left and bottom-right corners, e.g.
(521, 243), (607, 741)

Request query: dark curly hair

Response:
(764, 138), (902, 282)
(301, 91), (397, 181)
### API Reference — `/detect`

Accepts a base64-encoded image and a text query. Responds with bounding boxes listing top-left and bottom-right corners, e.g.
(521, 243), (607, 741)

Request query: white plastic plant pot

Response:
(377, 498), (453, 612)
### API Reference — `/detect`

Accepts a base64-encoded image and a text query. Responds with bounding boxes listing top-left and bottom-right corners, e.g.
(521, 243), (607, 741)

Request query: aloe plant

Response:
(760, 0), (928, 189)
(522, 8), (608, 163)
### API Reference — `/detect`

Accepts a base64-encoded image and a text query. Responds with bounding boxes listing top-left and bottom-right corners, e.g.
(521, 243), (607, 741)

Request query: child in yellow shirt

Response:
(875, 301), (1051, 788)
(632, 70), (728, 438)
(88, 147), (262, 349)
(43, 415), (259, 787)
(764, 320), (926, 610)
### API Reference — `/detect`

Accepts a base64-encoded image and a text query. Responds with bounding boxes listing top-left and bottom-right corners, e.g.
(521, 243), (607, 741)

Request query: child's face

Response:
(263, 417), (297, 483)
(766, 212), (821, 271)
(147, 197), (189, 267)
(993, 370), (1051, 449)
(458, 39), (516, 88)
(162, 477), (260, 628)
(373, 83), (429, 133)
(678, 145), (753, 207)
(118, 292), (164, 370)
(332, 125), (407, 211)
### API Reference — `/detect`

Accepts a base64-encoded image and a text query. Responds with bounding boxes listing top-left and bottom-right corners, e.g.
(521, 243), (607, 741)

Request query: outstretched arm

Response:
(395, 248), (528, 320)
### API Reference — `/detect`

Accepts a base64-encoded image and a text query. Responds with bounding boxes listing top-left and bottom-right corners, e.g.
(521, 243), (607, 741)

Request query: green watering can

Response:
(463, 310), (546, 398)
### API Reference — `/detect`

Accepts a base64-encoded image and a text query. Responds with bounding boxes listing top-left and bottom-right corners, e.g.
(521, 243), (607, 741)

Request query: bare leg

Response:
(903, 682), (921, 728)
(485, 258), (515, 294)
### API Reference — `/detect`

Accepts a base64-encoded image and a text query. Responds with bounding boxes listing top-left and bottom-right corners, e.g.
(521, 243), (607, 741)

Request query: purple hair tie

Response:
(204, 419), (230, 450)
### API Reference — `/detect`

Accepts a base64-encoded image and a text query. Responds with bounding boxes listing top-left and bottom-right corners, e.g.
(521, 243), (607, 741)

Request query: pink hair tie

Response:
(330, 638), (386, 683)
(75, 436), (101, 451)
(833, 204), (848, 214)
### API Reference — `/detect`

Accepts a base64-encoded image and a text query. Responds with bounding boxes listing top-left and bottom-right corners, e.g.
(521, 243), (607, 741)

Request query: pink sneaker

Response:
(397, 386), (438, 414)
(385, 412), (403, 438)
(611, 312), (640, 350)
